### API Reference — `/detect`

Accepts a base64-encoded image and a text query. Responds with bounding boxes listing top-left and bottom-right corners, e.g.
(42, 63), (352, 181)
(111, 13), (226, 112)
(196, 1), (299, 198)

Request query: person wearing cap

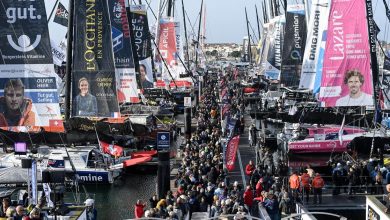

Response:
(332, 163), (344, 195)
(312, 173), (325, 204)
(84, 199), (97, 220)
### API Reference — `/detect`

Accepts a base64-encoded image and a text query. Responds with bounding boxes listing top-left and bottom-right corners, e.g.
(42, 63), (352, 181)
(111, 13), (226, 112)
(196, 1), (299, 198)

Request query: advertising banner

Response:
(108, 0), (138, 103)
(319, 0), (373, 107)
(158, 18), (178, 82)
(288, 139), (352, 153)
(72, 0), (119, 117)
(46, 0), (69, 67)
(242, 37), (249, 62)
(299, 0), (330, 89)
(280, 4), (307, 87)
(129, 5), (154, 89)
(0, 0), (62, 128)
(226, 135), (240, 171)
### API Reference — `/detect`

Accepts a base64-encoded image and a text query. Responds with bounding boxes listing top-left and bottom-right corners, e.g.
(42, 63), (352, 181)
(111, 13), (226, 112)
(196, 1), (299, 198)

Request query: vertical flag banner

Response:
(129, 5), (154, 89)
(0, 0), (61, 129)
(46, 0), (69, 67)
(225, 135), (240, 171)
(280, 3), (307, 87)
(157, 18), (178, 82)
(319, 0), (373, 107)
(299, 0), (330, 90)
(242, 37), (250, 62)
(108, 0), (139, 103)
(72, 0), (119, 117)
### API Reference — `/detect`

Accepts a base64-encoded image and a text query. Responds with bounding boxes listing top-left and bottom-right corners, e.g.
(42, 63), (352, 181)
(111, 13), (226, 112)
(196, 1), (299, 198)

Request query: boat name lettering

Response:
(85, 0), (97, 70)
(329, 10), (344, 60)
(96, 77), (112, 87)
(309, 10), (320, 60)
(116, 0), (130, 38)
(275, 21), (281, 67)
(131, 18), (144, 57)
(79, 173), (103, 182)
(6, 0), (42, 24)
(161, 26), (169, 49)
(293, 14), (301, 49)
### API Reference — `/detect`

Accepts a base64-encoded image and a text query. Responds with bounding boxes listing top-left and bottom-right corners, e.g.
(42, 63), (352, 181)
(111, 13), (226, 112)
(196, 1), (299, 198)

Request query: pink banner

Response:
(158, 20), (177, 68)
(319, 0), (373, 107)
(226, 135), (240, 171)
(288, 139), (351, 153)
(307, 126), (365, 137)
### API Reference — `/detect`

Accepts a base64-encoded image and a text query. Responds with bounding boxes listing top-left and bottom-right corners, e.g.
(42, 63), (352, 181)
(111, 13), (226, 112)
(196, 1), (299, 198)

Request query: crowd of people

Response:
(133, 67), (390, 219)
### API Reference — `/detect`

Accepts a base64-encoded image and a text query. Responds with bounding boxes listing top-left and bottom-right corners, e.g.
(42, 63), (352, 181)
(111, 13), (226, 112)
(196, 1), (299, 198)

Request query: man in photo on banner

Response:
(0, 79), (35, 127)
(74, 77), (98, 116)
(140, 64), (153, 89)
(335, 70), (373, 106)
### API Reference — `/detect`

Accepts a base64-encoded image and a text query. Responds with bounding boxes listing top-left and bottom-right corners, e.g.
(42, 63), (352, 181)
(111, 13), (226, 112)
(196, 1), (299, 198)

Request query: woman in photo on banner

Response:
(73, 77), (98, 116)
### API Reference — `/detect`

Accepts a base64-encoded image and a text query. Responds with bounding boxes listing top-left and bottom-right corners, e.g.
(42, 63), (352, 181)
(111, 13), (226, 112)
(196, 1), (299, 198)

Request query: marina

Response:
(1, 0), (390, 219)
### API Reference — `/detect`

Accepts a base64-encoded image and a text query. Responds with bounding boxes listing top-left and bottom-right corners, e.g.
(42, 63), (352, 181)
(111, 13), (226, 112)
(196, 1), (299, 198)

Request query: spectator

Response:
(312, 173), (325, 204)
(134, 199), (147, 219)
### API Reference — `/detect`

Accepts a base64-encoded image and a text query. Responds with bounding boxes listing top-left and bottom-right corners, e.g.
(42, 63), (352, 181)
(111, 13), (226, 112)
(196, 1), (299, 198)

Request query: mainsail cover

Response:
(72, 0), (120, 117)
(299, 0), (330, 90)
(0, 0), (62, 129)
(319, 0), (373, 107)
(108, 0), (139, 103)
(280, 3), (307, 87)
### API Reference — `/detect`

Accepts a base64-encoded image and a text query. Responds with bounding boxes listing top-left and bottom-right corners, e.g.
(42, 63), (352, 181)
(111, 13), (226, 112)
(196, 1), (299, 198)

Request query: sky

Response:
(145, 0), (390, 44)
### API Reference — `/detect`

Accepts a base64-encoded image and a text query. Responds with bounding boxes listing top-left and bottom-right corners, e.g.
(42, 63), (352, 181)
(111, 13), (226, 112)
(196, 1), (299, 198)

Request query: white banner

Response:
(299, 0), (331, 89)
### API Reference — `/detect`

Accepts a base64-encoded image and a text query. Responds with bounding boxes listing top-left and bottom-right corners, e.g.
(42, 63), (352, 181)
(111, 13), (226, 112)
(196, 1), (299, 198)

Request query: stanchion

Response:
(157, 151), (170, 199)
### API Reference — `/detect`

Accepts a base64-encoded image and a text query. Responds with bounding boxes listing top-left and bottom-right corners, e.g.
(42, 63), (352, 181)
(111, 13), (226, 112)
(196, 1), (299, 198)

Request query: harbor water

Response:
(85, 173), (157, 219)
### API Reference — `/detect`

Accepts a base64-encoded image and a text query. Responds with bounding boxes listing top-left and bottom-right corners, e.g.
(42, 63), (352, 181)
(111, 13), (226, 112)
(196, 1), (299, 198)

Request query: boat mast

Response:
(65, 0), (75, 121)
(245, 7), (252, 64)
(365, 0), (380, 159)
(255, 5), (262, 41)
(195, 0), (204, 69)
(181, 0), (190, 66)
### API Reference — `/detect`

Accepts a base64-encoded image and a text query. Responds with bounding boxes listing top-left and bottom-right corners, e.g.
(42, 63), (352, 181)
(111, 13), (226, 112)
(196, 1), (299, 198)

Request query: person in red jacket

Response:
(243, 185), (254, 214)
(300, 170), (311, 203)
(255, 178), (263, 197)
(312, 173), (325, 204)
(245, 160), (255, 176)
(134, 199), (147, 218)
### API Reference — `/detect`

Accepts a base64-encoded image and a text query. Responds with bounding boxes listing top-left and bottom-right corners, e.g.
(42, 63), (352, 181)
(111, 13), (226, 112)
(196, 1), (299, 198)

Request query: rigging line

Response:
(185, 10), (200, 37)
(248, 21), (259, 44)
(145, 0), (158, 20)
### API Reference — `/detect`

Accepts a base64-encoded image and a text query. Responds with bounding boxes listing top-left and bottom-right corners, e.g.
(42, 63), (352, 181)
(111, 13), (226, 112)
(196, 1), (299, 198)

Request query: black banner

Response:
(72, 0), (119, 117)
(53, 2), (68, 27)
(0, 0), (53, 64)
(108, 0), (135, 69)
(129, 5), (154, 88)
(280, 5), (307, 87)
(129, 6), (152, 61)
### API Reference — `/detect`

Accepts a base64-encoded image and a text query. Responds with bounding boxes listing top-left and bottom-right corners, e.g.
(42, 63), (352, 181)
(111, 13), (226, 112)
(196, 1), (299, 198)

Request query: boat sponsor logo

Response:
(7, 34), (41, 52)
(319, 0), (373, 107)
(112, 27), (124, 53)
(0, 0), (53, 64)
(5, 2), (42, 24)
(72, 0), (120, 117)
(309, 10), (320, 60)
(157, 132), (170, 150)
(77, 171), (109, 183)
